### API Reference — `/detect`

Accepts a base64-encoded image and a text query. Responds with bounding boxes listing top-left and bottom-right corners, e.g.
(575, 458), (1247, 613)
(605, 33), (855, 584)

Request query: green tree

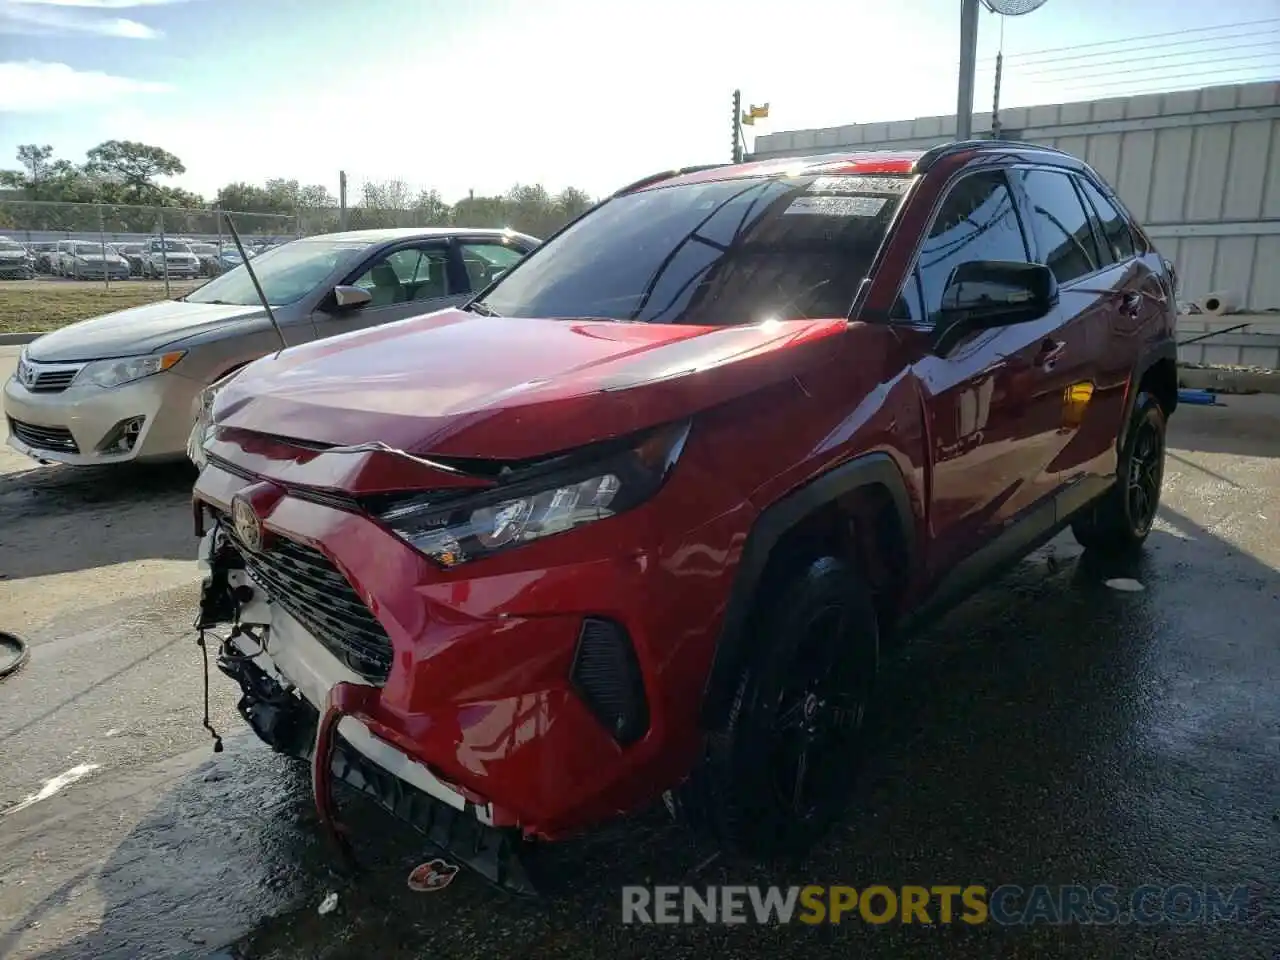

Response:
(85, 140), (185, 201)
(0, 145), (56, 199)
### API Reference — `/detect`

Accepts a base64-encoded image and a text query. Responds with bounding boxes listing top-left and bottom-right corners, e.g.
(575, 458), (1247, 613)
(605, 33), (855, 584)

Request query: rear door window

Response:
(1074, 176), (1136, 264)
(1014, 168), (1103, 284)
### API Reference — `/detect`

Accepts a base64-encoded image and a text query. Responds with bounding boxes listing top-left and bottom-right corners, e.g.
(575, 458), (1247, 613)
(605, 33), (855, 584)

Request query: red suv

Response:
(192, 141), (1178, 893)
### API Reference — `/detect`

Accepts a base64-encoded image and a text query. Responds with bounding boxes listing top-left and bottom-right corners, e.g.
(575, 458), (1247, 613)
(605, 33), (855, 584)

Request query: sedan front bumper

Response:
(3, 369), (200, 464)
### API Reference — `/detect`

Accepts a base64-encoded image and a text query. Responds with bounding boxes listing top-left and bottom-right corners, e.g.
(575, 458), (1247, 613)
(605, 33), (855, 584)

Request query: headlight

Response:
(188, 370), (240, 468)
(369, 420), (691, 568)
(81, 350), (185, 389)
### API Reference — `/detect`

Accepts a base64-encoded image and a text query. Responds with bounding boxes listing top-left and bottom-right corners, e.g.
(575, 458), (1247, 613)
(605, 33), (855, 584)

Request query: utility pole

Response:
(338, 170), (348, 231)
(991, 50), (1004, 138)
(731, 89), (743, 163)
(956, 0), (980, 140)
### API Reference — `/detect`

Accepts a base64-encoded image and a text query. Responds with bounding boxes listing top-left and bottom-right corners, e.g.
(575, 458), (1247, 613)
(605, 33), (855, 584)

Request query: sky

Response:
(0, 0), (1277, 205)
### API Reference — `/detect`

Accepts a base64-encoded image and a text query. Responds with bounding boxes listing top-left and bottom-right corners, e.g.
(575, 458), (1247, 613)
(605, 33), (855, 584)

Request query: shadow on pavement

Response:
(4, 512), (1277, 960)
(0, 460), (195, 581)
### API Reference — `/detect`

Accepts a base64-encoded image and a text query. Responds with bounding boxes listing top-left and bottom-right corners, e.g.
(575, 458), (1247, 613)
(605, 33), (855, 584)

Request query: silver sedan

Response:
(4, 227), (537, 466)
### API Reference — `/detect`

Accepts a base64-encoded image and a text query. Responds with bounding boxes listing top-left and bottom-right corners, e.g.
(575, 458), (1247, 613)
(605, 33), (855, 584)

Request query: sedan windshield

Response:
(478, 173), (908, 324)
(0, 241), (24, 252)
(72, 243), (106, 255)
(184, 237), (371, 306)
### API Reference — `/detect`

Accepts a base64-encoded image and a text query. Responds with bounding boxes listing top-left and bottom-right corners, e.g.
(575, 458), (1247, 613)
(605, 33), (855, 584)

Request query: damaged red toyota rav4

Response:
(191, 141), (1177, 894)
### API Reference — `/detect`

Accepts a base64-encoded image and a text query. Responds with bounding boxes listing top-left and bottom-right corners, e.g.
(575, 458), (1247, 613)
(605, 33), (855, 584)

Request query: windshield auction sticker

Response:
(784, 195), (887, 217)
(808, 175), (909, 195)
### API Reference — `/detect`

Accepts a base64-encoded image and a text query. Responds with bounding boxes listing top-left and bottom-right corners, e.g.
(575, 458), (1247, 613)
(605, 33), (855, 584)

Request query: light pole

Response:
(956, 0), (981, 140)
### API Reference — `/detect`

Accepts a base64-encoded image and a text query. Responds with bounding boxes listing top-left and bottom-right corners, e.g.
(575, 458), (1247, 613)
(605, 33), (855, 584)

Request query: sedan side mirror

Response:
(332, 285), (372, 310)
(932, 260), (1058, 356)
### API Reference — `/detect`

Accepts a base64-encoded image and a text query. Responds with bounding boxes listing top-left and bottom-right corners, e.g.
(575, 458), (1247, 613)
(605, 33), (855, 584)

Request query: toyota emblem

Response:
(231, 495), (263, 552)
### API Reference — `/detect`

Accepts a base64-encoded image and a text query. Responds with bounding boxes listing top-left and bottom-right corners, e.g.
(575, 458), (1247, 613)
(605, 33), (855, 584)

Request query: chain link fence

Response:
(0, 199), (302, 292)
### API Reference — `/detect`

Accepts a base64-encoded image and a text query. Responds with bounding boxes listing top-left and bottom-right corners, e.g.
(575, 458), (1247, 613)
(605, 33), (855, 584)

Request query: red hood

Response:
(215, 308), (847, 460)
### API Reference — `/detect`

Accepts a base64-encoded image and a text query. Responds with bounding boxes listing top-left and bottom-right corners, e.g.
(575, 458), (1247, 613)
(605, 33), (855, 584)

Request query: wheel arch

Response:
(699, 451), (916, 729)
(1118, 339), (1177, 454)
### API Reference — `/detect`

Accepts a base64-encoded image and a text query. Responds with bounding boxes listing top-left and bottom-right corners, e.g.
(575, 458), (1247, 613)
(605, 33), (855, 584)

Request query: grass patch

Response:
(0, 280), (202, 335)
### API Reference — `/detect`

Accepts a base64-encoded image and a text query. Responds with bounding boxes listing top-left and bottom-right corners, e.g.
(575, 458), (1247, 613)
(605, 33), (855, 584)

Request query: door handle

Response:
(1035, 338), (1065, 370)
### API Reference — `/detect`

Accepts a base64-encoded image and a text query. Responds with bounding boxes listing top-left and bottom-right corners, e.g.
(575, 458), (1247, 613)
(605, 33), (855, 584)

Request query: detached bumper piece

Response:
(327, 717), (538, 897)
(216, 644), (538, 898)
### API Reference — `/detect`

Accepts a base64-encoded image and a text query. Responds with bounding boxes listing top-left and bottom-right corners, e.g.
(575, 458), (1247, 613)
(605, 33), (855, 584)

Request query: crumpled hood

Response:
(216, 308), (848, 460)
(27, 299), (265, 363)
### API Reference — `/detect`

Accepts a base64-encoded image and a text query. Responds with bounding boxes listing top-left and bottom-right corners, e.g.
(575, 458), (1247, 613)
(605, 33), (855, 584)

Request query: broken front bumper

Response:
(196, 526), (537, 895)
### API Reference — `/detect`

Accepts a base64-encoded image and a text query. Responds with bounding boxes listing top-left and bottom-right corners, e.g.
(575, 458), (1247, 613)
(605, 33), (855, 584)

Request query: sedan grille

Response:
(8, 418), (79, 453)
(29, 369), (80, 393)
(225, 522), (393, 684)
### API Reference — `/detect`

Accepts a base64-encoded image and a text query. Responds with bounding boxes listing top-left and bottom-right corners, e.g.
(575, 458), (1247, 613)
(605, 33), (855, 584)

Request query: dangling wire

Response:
(196, 629), (224, 753)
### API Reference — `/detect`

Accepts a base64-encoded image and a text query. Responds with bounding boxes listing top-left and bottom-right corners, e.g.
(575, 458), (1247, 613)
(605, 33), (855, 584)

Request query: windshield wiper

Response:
(463, 300), (500, 317)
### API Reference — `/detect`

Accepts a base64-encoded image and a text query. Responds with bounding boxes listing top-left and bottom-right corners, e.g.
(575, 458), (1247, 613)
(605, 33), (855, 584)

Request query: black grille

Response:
(30, 370), (79, 393)
(570, 617), (649, 745)
(9, 418), (79, 453)
(228, 526), (394, 684)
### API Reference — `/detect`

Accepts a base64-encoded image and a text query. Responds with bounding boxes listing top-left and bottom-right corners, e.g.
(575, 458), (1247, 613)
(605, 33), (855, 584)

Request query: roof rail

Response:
(612, 163), (734, 196)
(913, 138), (1071, 173)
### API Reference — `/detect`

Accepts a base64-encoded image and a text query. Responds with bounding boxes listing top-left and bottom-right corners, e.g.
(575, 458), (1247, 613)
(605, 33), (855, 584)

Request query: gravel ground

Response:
(0, 344), (1276, 959)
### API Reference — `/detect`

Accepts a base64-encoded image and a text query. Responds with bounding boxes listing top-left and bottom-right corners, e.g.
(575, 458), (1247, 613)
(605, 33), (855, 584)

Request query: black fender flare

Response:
(1117, 338), (1177, 453)
(699, 451), (916, 728)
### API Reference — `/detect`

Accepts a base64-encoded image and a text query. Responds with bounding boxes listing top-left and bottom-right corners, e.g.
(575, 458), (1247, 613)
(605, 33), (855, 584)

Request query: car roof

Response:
(627, 141), (1083, 194)
(298, 227), (537, 244)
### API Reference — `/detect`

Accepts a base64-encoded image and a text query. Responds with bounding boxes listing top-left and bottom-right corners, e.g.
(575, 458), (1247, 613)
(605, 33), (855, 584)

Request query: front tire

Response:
(1072, 391), (1167, 554)
(681, 555), (878, 859)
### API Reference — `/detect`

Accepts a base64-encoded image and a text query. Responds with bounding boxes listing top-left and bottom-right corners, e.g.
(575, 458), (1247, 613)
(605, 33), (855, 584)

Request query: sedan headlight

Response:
(369, 420), (691, 568)
(187, 370), (240, 468)
(81, 350), (185, 389)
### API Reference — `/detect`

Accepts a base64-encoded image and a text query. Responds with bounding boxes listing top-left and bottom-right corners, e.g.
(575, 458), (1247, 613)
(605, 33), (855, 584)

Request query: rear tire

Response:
(680, 555), (878, 859)
(1072, 391), (1167, 555)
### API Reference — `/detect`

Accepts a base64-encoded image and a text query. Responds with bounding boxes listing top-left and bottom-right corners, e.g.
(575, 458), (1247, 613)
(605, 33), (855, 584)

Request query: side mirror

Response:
(932, 260), (1058, 356)
(332, 285), (372, 310)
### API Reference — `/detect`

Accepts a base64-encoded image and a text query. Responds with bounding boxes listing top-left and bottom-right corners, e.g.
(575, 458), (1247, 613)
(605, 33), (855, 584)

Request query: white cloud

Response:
(0, 61), (171, 111)
(0, 0), (164, 37)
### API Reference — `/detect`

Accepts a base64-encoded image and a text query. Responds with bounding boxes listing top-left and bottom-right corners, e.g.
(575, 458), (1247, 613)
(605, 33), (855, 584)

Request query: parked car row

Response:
(4, 143), (1181, 897)
(0, 235), (276, 280)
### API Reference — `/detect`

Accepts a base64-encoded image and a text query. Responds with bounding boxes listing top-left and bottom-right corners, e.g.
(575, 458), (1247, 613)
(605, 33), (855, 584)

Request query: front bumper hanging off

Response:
(195, 526), (539, 897)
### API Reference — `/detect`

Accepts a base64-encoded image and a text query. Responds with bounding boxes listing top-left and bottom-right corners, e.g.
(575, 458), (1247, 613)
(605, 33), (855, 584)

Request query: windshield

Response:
(190, 244), (217, 255)
(72, 242), (106, 255)
(185, 237), (370, 306)
(153, 241), (191, 253)
(0, 241), (23, 252)
(479, 173), (907, 324)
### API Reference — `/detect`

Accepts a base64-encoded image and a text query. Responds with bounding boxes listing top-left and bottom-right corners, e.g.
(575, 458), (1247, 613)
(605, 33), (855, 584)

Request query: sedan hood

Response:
(216, 308), (848, 460)
(27, 299), (265, 363)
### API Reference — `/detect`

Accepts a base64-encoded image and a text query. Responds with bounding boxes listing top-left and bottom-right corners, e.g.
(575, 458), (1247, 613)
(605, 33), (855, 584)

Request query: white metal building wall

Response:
(750, 81), (1280, 313)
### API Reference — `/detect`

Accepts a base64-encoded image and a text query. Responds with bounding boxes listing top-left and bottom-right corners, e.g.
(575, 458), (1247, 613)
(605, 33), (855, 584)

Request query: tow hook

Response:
(313, 681), (381, 869)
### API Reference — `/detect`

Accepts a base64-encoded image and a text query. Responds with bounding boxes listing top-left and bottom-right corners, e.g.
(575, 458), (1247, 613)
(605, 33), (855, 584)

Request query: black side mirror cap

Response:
(931, 261), (1058, 356)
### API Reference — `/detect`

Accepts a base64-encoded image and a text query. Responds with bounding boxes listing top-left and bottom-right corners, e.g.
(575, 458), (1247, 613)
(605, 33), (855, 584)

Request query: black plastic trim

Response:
(699, 452), (916, 727)
(1117, 339), (1179, 452)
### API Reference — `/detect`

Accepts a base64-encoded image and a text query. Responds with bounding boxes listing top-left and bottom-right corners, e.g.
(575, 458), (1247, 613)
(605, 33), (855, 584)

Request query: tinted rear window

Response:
(480, 174), (908, 325)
